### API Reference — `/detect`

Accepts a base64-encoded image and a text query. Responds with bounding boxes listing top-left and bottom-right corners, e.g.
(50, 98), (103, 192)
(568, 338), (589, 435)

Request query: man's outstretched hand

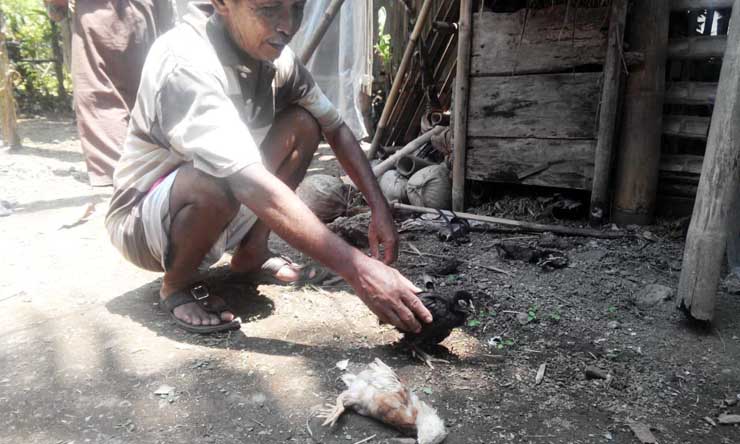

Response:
(350, 257), (433, 333)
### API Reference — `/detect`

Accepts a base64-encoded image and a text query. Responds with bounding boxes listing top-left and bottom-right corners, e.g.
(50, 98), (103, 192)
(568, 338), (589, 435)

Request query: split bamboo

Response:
(392, 203), (634, 239)
(677, 0), (740, 321)
(366, 0), (435, 160)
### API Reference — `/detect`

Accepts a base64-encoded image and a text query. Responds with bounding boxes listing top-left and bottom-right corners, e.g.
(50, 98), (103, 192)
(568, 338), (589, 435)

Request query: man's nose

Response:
(274, 9), (297, 38)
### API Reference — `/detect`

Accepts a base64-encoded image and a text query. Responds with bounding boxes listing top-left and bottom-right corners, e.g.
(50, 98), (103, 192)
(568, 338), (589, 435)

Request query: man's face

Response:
(216, 0), (306, 62)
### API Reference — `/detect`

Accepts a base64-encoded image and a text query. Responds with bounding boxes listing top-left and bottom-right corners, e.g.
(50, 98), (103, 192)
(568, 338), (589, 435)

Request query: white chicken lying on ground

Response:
(319, 358), (448, 444)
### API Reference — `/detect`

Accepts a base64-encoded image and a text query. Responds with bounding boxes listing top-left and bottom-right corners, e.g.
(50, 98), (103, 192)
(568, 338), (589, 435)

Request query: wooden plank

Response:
(468, 73), (601, 139)
(471, 6), (608, 76)
(665, 81), (718, 104)
(668, 35), (727, 59)
(671, 0), (734, 11)
(678, 0), (740, 321)
(660, 154), (705, 175)
(466, 138), (596, 190)
(663, 115), (711, 139)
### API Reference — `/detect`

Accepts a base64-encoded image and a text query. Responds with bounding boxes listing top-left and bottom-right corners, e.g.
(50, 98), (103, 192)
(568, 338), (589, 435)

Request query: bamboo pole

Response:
(451, 0), (473, 212)
(677, 0), (740, 322)
(371, 125), (445, 177)
(366, 0), (436, 160)
(298, 0), (346, 65)
(392, 203), (634, 239)
(0, 11), (20, 149)
(612, 0), (670, 225)
(589, 0), (629, 226)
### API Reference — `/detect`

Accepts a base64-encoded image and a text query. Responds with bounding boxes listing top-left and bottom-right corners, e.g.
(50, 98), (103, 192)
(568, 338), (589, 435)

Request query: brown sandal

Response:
(160, 283), (241, 334)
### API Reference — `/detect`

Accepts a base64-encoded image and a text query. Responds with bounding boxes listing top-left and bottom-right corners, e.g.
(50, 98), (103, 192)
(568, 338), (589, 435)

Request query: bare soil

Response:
(1, 117), (739, 444)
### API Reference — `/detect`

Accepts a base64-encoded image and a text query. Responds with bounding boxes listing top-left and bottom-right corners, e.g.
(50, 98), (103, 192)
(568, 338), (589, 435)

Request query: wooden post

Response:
(589, 0), (629, 226)
(677, 0), (740, 321)
(366, 0), (435, 160)
(0, 11), (20, 149)
(612, 0), (670, 225)
(299, 0), (346, 65)
(451, 0), (473, 212)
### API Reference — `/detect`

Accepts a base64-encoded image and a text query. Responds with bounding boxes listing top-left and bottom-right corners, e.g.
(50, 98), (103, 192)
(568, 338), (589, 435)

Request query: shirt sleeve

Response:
(275, 47), (344, 132)
(156, 64), (262, 178)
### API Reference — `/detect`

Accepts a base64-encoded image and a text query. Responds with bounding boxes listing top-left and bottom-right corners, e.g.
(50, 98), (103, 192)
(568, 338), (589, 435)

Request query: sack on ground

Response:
(406, 164), (451, 209)
(378, 170), (408, 203)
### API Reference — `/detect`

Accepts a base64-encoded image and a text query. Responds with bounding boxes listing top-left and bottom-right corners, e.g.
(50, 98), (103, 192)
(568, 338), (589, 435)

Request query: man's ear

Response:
(210, 0), (228, 15)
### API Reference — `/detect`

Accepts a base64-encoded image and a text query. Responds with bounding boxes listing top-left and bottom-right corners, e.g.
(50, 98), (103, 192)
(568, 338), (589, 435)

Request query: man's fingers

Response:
(402, 292), (433, 324)
(394, 303), (422, 333)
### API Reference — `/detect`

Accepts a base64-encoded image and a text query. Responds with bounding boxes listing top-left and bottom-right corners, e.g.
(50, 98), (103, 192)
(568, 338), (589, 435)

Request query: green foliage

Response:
(493, 337), (515, 350)
(466, 308), (496, 328)
(548, 309), (561, 322)
(2, 0), (70, 108)
(374, 7), (391, 66)
(527, 305), (538, 323)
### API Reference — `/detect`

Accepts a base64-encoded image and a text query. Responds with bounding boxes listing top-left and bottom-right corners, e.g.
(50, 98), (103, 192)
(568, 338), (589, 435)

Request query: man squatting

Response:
(105, 0), (434, 334)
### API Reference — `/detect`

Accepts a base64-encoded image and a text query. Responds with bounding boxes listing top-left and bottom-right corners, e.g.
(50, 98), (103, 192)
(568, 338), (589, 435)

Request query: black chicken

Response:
(400, 290), (475, 368)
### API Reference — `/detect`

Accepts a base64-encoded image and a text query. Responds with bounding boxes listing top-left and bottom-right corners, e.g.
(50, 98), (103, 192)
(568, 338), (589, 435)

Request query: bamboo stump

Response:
(612, 0), (670, 225)
(677, 0), (740, 321)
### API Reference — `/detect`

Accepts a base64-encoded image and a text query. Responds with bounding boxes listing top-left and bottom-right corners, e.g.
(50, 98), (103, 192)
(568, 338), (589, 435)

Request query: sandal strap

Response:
(260, 255), (295, 275)
(160, 283), (230, 314)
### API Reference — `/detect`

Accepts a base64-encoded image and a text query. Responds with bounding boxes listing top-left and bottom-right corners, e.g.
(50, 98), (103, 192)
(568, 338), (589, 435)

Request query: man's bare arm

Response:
(324, 123), (399, 264)
(227, 163), (432, 332)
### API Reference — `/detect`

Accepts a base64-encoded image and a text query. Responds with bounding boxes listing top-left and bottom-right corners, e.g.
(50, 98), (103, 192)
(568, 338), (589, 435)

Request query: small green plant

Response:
(374, 7), (392, 67)
(548, 310), (561, 322)
(466, 308), (496, 328)
(495, 337), (515, 350)
(607, 305), (618, 314)
(527, 305), (538, 323)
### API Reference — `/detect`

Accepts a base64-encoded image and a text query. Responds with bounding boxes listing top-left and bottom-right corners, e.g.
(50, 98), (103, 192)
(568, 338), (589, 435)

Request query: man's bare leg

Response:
(161, 164), (240, 326)
(230, 106), (321, 281)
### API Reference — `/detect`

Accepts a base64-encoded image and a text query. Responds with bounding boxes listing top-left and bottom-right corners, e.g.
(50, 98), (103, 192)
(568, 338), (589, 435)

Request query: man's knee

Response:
(282, 105), (321, 154)
(171, 165), (239, 221)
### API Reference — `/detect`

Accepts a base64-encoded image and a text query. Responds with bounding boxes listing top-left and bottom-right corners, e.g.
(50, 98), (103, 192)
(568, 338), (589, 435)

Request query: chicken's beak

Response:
(466, 300), (476, 316)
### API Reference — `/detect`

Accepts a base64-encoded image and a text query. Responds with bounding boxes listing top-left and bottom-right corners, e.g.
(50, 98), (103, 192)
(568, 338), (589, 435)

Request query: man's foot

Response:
(232, 252), (327, 286)
(160, 283), (240, 333)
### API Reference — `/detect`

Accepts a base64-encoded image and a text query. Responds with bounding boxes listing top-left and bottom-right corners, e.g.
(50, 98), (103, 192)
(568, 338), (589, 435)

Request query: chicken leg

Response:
(410, 344), (449, 370)
(317, 393), (347, 427)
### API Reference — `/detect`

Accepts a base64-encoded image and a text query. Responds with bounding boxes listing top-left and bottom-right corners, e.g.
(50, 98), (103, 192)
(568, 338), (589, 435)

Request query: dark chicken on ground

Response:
(400, 290), (475, 368)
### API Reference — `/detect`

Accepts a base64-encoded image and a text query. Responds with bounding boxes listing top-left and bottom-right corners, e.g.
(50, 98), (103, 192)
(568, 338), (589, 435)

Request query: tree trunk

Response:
(49, 19), (67, 99)
(0, 11), (20, 149)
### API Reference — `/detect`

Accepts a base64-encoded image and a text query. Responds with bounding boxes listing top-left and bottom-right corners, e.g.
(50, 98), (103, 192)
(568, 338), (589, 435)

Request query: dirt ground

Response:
(1, 116), (740, 444)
